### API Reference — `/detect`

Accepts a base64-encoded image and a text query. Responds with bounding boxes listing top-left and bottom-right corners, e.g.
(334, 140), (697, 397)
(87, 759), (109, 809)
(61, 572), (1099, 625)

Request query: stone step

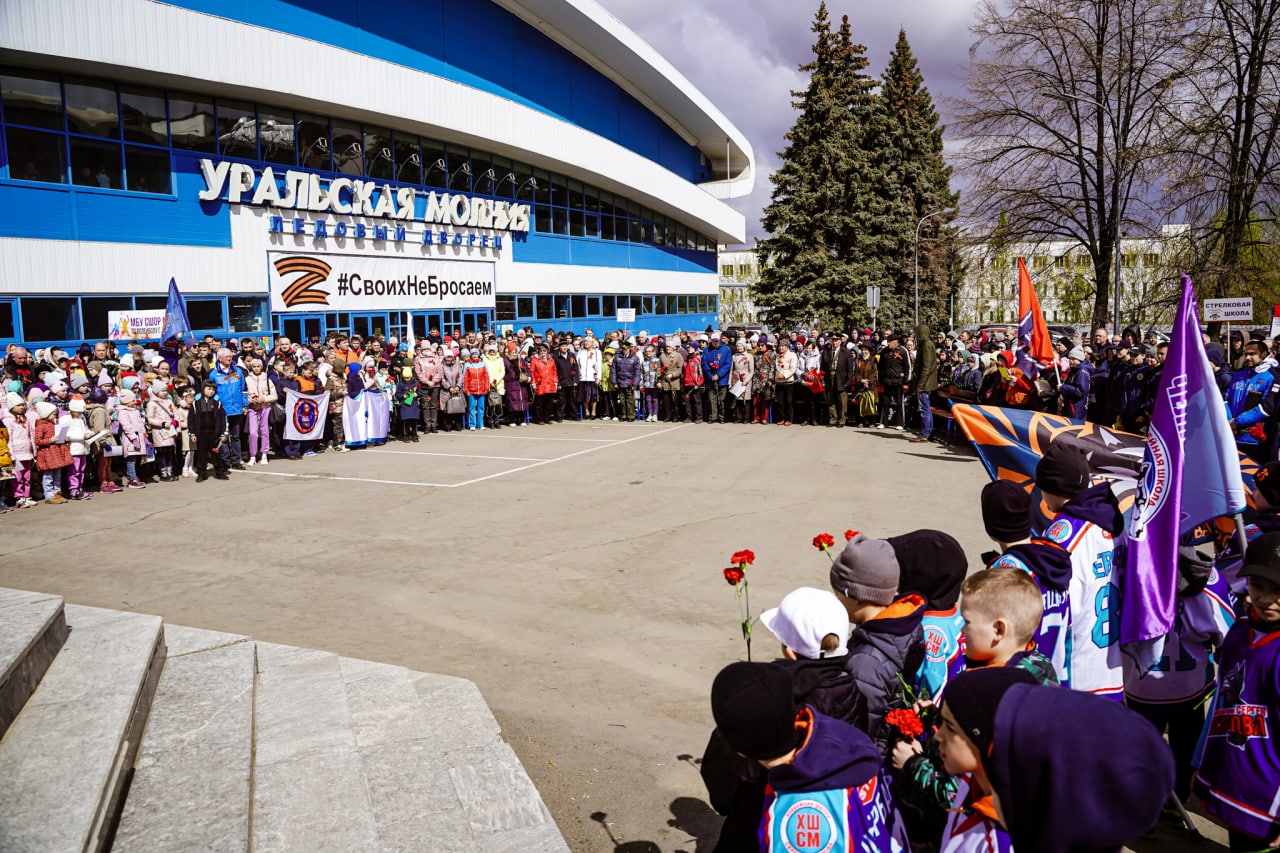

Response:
(112, 627), (255, 852)
(251, 642), (381, 852)
(0, 588), (68, 739)
(411, 670), (569, 852)
(0, 604), (164, 853)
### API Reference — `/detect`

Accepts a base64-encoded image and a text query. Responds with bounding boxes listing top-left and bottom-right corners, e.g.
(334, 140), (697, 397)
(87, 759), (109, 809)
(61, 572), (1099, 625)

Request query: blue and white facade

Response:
(0, 0), (752, 348)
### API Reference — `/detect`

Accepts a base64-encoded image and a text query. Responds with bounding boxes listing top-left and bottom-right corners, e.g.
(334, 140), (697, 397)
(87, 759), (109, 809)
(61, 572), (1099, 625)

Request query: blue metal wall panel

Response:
(155, 0), (704, 181)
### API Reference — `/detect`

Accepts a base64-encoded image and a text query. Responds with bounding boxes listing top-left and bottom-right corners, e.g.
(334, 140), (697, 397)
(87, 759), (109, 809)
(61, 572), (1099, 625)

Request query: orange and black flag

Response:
(274, 256), (332, 308)
(950, 404), (1259, 534)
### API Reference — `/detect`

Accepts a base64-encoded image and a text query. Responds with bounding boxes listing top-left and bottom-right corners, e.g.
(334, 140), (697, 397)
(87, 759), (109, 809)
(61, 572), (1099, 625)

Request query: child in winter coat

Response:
(175, 386), (195, 477)
(65, 396), (93, 500)
(33, 401), (70, 504)
(116, 389), (150, 489)
(395, 367), (421, 442)
(462, 349), (490, 431)
(323, 364), (348, 452)
(639, 345), (660, 422)
(3, 393), (36, 508)
(145, 381), (179, 482)
(190, 380), (228, 481)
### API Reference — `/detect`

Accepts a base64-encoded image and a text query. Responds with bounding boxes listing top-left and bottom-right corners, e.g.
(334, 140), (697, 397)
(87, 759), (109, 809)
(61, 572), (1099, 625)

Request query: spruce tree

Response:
(874, 29), (959, 331)
(754, 4), (879, 331)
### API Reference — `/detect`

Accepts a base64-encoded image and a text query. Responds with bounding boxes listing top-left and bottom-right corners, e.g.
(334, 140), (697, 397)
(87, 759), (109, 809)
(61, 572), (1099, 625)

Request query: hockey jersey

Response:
(917, 606), (966, 702)
(939, 775), (1014, 853)
(1124, 567), (1234, 706)
(989, 541), (1074, 686)
(1193, 615), (1280, 842)
(760, 708), (908, 853)
(1041, 484), (1125, 700)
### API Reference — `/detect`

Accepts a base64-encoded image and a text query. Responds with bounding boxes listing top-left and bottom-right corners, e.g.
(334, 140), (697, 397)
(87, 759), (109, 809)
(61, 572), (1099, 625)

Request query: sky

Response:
(595, 0), (984, 245)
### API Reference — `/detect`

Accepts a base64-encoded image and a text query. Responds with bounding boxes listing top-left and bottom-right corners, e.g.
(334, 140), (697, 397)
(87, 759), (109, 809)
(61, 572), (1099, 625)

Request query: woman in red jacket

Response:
(529, 343), (559, 425)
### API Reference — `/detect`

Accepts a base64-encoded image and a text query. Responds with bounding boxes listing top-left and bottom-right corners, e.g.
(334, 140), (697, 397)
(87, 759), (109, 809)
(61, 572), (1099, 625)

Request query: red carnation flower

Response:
(731, 549), (756, 566)
(723, 567), (745, 586)
(812, 533), (835, 550)
(844, 530), (858, 541)
(885, 708), (924, 740)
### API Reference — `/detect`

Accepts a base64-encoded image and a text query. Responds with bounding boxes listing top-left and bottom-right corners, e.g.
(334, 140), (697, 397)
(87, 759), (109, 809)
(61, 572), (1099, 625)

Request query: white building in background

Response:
(957, 224), (1191, 328)
(717, 245), (763, 326)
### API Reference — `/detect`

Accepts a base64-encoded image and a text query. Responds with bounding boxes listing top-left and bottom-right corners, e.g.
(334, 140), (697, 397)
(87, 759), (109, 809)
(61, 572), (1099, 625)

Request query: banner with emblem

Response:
(282, 389), (328, 441)
(950, 404), (1259, 536)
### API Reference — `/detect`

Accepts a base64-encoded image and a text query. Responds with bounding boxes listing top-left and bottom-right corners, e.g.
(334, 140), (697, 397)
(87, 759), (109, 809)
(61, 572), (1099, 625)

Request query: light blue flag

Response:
(162, 277), (192, 342)
(1123, 275), (1245, 670)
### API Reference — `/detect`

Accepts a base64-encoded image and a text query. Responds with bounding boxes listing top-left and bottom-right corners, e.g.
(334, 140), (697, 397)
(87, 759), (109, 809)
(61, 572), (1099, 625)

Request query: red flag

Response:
(1016, 257), (1054, 376)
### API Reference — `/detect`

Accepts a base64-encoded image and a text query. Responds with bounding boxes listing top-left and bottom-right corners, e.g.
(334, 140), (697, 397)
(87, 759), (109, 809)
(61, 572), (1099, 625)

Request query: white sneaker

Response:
(519, 421), (528, 427)
(894, 425), (904, 431)
(259, 454), (268, 466)
(875, 423), (884, 429)
(245, 456), (255, 467)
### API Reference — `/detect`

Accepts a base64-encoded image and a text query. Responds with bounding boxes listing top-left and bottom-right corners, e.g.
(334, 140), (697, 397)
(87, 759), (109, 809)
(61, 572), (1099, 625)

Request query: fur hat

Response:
(5, 392), (24, 411)
(33, 400), (57, 419)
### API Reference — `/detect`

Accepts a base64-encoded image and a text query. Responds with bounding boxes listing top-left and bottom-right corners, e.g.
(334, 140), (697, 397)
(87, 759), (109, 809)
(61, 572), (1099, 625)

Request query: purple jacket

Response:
(1193, 614), (1280, 841)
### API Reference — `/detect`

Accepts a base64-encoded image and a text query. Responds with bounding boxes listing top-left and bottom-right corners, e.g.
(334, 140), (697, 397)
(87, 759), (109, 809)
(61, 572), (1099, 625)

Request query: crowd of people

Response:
(2, 318), (1278, 852)
(705, 439), (1279, 853)
(1, 318), (1279, 504)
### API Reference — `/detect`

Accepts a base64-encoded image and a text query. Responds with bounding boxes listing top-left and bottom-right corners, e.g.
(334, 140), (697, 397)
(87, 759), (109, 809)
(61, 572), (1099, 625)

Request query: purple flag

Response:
(1123, 275), (1245, 671)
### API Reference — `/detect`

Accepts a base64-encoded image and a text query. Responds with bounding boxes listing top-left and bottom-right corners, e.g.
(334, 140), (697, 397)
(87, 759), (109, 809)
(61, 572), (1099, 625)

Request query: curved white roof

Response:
(495, 0), (755, 199)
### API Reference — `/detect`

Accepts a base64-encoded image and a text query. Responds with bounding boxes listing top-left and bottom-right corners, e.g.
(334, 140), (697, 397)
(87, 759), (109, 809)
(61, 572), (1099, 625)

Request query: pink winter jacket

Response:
(2, 410), (35, 462)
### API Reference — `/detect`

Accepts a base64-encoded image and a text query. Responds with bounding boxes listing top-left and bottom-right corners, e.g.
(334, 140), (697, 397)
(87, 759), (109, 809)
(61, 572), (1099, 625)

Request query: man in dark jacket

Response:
(910, 323), (938, 442)
(878, 334), (910, 430)
(822, 337), (853, 427)
(552, 340), (579, 421)
(611, 341), (641, 422)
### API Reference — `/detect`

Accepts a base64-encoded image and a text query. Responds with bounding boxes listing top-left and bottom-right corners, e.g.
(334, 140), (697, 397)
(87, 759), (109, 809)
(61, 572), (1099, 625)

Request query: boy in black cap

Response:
(981, 479), (1075, 684)
(889, 529), (967, 701)
(708, 662), (908, 853)
(938, 667), (1174, 853)
(1034, 441), (1125, 700)
(1193, 532), (1280, 851)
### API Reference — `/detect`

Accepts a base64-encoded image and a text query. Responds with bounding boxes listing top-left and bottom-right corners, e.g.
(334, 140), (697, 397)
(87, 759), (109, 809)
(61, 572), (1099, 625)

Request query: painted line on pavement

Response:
(448, 425), (687, 487)
(236, 469), (456, 488)
(367, 449), (545, 462)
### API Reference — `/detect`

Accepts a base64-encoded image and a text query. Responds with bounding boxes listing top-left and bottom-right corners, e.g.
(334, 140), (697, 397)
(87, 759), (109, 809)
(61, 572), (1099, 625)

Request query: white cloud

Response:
(596, 0), (982, 240)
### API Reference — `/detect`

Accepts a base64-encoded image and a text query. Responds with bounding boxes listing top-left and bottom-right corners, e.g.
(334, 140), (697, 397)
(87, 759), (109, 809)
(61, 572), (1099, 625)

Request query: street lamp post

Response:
(914, 209), (950, 328)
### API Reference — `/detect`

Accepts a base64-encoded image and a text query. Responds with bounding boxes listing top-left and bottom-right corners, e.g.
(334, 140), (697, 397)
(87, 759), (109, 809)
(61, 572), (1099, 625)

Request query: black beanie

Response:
(1034, 442), (1091, 499)
(710, 662), (801, 761)
(942, 666), (1037, 758)
(889, 529), (967, 610)
(1254, 461), (1280, 507)
(981, 480), (1033, 544)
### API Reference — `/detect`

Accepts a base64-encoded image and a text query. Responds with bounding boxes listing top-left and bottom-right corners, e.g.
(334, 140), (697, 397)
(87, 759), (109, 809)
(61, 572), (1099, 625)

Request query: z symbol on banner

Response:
(274, 256), (332, 307)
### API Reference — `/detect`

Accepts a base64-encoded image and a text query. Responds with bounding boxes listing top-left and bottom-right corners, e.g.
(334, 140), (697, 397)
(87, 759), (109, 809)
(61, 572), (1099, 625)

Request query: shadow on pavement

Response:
(591, 797), (722, 853)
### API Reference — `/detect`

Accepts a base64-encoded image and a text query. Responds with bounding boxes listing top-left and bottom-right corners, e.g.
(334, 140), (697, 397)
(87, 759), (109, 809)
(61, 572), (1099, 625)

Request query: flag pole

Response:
(1235, 513), (1250, 560)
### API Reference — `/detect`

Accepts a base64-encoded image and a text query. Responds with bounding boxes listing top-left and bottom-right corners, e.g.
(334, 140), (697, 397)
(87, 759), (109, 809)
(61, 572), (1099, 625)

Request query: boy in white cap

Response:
(759, 587), (861, 725)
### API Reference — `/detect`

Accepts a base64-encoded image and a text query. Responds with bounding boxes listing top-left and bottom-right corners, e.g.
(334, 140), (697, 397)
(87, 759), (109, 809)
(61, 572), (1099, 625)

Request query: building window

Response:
(21, 297), (80, 342)
(721, 265), (734, 277)
(168, 95), (215, 152)
(5, 127), (65, 183)
(1, 70), (63, 130)
(736, 264), (751, 277)
(496, 295), (515, 321)
(571, 295), (586, 317)
(0, 300), (15, 339)
(516, 296), (534, 319)
(70, 137), (120, 188)
(1143, 253), (1160, 267)
(1122, 254), (1136, 268)
(1054, 256), (1067, 268)
(186, 297), (224, 331)
(228, 296), (267, 332)
(536, 295), (553, 320)
(216, 100), (256, 159)
(603, 295), (616, 317)
(125, 145), (170, 194)
(80, 296), (133, 340)
(65, 78), (119, 138)
(587, 295), (601, 316)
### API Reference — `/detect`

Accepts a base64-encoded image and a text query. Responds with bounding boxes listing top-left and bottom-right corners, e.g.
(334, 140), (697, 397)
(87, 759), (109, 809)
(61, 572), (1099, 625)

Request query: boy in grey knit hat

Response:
(828, 532), (927, 757)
